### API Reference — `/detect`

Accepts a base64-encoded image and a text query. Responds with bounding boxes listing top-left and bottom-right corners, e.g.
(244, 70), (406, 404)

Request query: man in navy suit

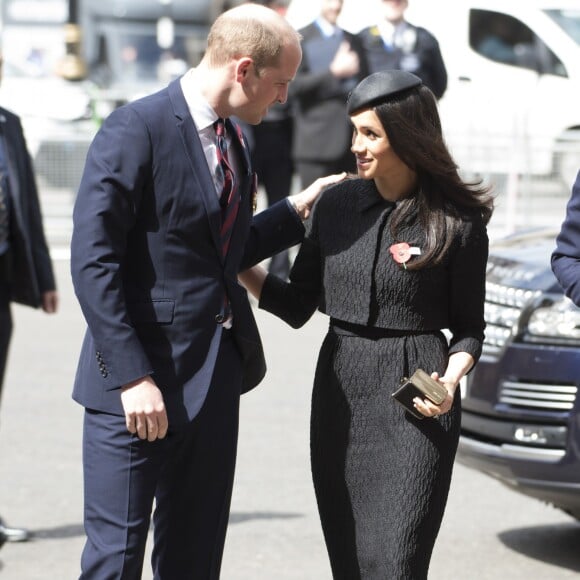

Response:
(552, 171), (580, 305)
(71, 4), (343, 579)
(0, 54), (58, 549)
(291, 0), (368, 188)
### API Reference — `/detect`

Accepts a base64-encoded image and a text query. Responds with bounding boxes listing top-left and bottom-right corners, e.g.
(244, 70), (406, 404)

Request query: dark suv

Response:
(458, 228), (580, 519)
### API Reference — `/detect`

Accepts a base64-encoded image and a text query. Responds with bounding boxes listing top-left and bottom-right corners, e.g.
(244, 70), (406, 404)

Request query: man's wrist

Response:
(288, 195), (308, 221)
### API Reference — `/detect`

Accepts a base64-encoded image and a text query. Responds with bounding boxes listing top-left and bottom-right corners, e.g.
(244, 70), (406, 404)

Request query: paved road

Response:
(0, 259), (579, 579)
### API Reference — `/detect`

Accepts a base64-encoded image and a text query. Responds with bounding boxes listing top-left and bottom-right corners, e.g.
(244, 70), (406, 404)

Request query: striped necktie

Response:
(214, 118), (240, 257)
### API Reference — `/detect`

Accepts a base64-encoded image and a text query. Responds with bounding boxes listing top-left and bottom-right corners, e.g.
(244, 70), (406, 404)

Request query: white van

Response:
(289, 0), (580, 187)
(408, 0), (580, 187)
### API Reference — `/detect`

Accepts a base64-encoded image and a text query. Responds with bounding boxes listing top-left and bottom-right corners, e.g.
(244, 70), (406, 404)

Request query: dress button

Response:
(215, 314), (225, 324)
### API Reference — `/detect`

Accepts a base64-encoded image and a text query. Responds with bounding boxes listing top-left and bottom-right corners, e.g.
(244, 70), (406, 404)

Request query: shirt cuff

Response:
(286, 197), (306, 224)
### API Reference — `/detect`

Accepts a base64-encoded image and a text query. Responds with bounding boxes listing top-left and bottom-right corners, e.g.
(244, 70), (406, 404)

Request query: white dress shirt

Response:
(315, 17), (343, 40)
(180, 68), (241, 197)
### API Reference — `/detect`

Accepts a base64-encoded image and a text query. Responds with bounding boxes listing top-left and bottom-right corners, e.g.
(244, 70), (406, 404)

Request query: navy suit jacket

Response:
(290, 22), (368, 163)
(552, 171), (580, 306)
(0, 107), (55, 306)
(71, 78), (305, 426)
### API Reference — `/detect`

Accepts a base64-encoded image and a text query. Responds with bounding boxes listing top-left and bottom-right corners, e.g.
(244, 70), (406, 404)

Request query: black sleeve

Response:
(416, 28), (448, 100)
(259, 199), (323, 329)
(552, 171), (580, 306)
(447, 213), (489, 363)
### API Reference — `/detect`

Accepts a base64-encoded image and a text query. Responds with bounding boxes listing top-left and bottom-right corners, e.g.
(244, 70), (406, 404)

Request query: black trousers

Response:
(79, 331), (243, 580)
(251, 119), (294, 279)
(0, 253), (13, 406)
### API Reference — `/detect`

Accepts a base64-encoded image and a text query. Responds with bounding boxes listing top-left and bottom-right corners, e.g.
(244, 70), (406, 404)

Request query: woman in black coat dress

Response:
(240, 70), (494, 579)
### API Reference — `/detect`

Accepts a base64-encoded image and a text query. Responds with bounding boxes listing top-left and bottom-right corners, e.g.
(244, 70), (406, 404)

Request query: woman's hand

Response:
(288, 172), (348, 220)
(412, 351), (474, 418)
(412, 371), (456, 419)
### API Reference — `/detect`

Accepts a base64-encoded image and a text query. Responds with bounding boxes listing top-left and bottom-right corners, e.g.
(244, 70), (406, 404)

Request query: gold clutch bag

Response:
(391, 369), (448, 420)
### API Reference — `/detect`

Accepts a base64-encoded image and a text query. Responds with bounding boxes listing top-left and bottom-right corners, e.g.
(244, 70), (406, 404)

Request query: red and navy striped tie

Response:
(214, 118), (240, 257)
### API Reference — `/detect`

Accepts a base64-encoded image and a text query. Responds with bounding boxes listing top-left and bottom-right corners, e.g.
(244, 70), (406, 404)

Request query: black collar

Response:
(356, 180), (397, 212)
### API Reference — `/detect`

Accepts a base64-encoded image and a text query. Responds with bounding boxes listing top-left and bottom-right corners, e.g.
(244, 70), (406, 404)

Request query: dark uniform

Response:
(0, 107), (56, 547)
(358, 22), (448, 99)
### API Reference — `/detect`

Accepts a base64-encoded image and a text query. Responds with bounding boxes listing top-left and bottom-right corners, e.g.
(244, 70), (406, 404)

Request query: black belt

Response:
(330, 318), (428, 340)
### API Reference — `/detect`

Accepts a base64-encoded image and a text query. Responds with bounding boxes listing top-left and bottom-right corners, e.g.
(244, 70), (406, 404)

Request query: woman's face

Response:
(350, 108), (407, 180)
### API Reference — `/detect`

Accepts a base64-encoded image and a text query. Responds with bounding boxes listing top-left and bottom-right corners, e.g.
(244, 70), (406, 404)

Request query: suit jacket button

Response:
(215, 314), (225, 324)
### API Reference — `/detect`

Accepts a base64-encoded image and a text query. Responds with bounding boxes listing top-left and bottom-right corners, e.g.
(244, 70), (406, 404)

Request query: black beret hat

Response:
(347, 70), (422, 115)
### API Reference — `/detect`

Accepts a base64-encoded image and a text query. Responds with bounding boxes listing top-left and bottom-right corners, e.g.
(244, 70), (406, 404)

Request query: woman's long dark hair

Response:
(374, 85), (494, 269)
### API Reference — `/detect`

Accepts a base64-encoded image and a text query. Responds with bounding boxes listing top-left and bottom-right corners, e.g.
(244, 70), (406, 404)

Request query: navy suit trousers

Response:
(80, 331), (243, 580)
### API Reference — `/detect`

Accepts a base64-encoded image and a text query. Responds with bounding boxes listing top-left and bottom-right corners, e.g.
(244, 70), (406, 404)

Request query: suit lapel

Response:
(224, 119), (254, 268)
(168, 80), (256, 268)
(0, 116), (22, 227)
(169, 79), (223, 259)
(227, 118), (254, 214)
(227, 119), (252, 174)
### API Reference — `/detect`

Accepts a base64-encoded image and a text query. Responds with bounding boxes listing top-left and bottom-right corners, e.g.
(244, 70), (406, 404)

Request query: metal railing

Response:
(28, 124), (580, 249)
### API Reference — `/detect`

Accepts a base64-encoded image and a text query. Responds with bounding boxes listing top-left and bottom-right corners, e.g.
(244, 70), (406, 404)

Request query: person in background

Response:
(247, 0), (295, 280)
(291, 0), (368, 189)
(358, 0), (447, 99)
(476, 17), (519, 66)
(0, 52), (59, 548)
(240, 70), (493, 579)
(70, 5), (343, 578)
(551, 171), (580, 305)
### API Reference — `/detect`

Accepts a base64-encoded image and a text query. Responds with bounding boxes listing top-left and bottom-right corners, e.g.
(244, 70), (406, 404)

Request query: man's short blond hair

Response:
(206, 4), (301, 74)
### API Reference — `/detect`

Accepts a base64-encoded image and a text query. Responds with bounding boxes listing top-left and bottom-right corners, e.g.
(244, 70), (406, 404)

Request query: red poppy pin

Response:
(389, 242), (421, 269)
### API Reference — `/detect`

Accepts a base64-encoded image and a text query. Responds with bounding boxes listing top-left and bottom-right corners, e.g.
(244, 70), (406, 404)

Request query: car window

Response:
(546, 9), (580, 45)
(469, 9), (567, 77)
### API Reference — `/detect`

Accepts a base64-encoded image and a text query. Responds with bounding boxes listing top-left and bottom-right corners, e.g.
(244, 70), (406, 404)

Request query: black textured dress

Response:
(260, 179), (488, 579)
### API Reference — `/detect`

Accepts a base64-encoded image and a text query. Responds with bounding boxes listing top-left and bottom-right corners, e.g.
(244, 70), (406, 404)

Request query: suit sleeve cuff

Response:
(286, 197), (306, 224)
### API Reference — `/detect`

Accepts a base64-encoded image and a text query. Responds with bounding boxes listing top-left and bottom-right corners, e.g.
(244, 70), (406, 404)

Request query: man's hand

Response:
(289, 172), (348, 220)
(121, 375), (169, 441)
(41, 290), (58, 314)
(330, 41), (360, 79)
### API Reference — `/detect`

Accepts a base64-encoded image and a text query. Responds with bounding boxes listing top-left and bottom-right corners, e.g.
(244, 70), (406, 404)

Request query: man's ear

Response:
(235, 57), (254, 82)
